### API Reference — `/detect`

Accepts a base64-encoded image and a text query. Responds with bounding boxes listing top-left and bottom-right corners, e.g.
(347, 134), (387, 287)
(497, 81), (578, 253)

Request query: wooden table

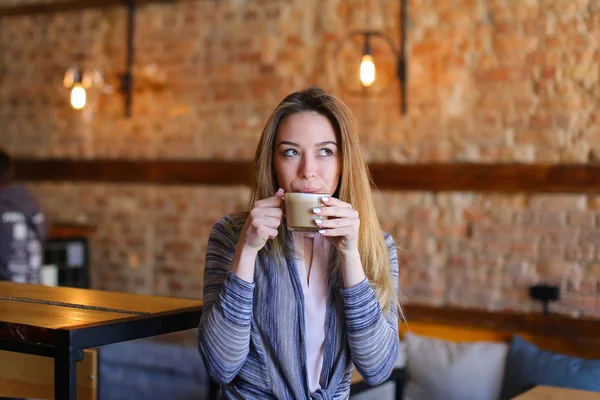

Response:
(0, 281), (204, 400)
(513, 385), (600, 399)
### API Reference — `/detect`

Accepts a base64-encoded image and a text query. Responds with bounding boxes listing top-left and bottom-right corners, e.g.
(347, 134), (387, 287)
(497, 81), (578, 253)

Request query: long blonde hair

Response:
(249, 87), (394, 312)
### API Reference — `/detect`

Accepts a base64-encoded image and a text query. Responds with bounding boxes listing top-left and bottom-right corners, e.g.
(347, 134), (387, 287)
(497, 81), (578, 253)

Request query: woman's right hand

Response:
(239, 188), (285, 251)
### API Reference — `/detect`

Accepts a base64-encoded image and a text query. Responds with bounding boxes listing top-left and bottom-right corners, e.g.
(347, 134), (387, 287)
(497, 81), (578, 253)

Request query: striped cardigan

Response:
(198, 214), (399, 399)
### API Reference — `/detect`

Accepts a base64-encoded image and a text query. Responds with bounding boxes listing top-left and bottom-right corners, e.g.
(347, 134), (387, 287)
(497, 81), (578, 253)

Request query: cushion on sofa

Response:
(500, 335), (600, 400)
(403, 332), (508, 400)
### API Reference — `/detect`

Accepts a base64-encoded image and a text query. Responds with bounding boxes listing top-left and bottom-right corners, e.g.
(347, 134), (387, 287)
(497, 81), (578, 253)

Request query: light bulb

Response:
(359, 54), (376, 87)
(70, 83), (87, 110)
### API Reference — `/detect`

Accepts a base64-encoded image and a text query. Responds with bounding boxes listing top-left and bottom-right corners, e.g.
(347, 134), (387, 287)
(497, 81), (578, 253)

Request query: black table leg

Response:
(208, 380), (221, 399)
(55, 331), (77, 400)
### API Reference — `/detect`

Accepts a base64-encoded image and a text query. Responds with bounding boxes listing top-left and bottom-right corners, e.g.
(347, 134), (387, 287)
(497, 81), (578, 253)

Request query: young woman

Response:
(198, 87), (400, 399)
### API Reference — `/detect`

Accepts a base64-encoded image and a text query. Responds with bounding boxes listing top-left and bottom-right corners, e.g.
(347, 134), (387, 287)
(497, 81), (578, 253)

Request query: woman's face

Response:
(273, 111), (341, 195)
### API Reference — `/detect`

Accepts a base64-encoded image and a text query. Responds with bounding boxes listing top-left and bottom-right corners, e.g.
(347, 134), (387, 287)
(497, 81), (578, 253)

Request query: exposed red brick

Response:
(3, 0), (600, 318)
(476, 67), (530, 82)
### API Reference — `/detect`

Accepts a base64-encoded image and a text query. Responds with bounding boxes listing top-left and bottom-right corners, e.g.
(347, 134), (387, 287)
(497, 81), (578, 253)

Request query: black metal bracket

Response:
(529, 284), (560, 315)
(399, 0), (408, 115)
(121, 0), (136, 118)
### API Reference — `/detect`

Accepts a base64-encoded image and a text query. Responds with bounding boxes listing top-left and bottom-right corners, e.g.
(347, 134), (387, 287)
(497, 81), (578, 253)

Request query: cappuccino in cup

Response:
(284, 193), (328, 232)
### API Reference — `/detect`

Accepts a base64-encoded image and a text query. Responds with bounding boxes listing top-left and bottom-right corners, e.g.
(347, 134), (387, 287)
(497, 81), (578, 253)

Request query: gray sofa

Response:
(99, 339), (213, 400)
(99, 339), (404, 400)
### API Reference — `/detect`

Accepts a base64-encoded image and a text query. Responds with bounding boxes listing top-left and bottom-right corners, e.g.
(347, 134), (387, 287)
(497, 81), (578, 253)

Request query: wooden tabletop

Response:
(513, 385), (600, 400)
(0, 282), (203, 343)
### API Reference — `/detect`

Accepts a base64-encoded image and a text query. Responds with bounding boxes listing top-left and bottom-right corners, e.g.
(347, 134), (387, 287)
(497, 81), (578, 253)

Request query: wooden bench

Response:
(399, 304), (600, 358)
(0, 348), (97, 399)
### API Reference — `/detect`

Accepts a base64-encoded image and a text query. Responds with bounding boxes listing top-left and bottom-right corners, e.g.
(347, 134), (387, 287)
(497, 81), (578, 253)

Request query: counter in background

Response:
(44, 223), (96, 288)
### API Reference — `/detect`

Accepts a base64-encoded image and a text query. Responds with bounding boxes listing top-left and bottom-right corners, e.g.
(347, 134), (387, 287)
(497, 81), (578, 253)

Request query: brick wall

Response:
(1, 0), (599, 317)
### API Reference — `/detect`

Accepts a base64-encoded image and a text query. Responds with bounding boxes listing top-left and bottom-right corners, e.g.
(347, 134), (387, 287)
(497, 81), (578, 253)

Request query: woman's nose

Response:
(299, 156), (316, 179)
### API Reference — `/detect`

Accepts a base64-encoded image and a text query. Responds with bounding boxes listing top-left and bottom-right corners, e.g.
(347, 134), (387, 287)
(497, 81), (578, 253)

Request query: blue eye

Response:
(283, 149), (299, 157)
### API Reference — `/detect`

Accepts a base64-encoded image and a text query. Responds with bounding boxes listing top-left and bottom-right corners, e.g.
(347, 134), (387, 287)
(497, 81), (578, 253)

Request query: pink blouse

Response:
(291, 231), (329, 393)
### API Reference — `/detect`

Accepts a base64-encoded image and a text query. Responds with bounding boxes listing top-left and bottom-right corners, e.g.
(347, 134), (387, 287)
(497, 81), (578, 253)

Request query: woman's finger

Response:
(254, 190), (284, 208)
(314, 206), (358, 219)
(262, 207), (284, 219)
(250, 206), (283, 221)
(315, 216), (359, 229)
(256, 226), (279, 240)
(317, 226), (356, 237)
(321, 196), (352, 208)
(261, 215), (284, 229)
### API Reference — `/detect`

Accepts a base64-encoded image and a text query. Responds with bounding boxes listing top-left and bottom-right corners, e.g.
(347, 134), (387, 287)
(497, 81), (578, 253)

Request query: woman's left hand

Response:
(313, 196), (359, 254)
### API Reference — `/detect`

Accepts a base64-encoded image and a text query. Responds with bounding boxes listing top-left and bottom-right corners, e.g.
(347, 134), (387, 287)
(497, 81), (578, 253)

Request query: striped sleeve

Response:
(341, 232), (400, 386)
(198, 215), (255, 385)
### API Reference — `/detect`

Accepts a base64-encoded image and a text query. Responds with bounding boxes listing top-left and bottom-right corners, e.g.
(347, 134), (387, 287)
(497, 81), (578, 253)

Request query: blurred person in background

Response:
(0, 148), (48, 285)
